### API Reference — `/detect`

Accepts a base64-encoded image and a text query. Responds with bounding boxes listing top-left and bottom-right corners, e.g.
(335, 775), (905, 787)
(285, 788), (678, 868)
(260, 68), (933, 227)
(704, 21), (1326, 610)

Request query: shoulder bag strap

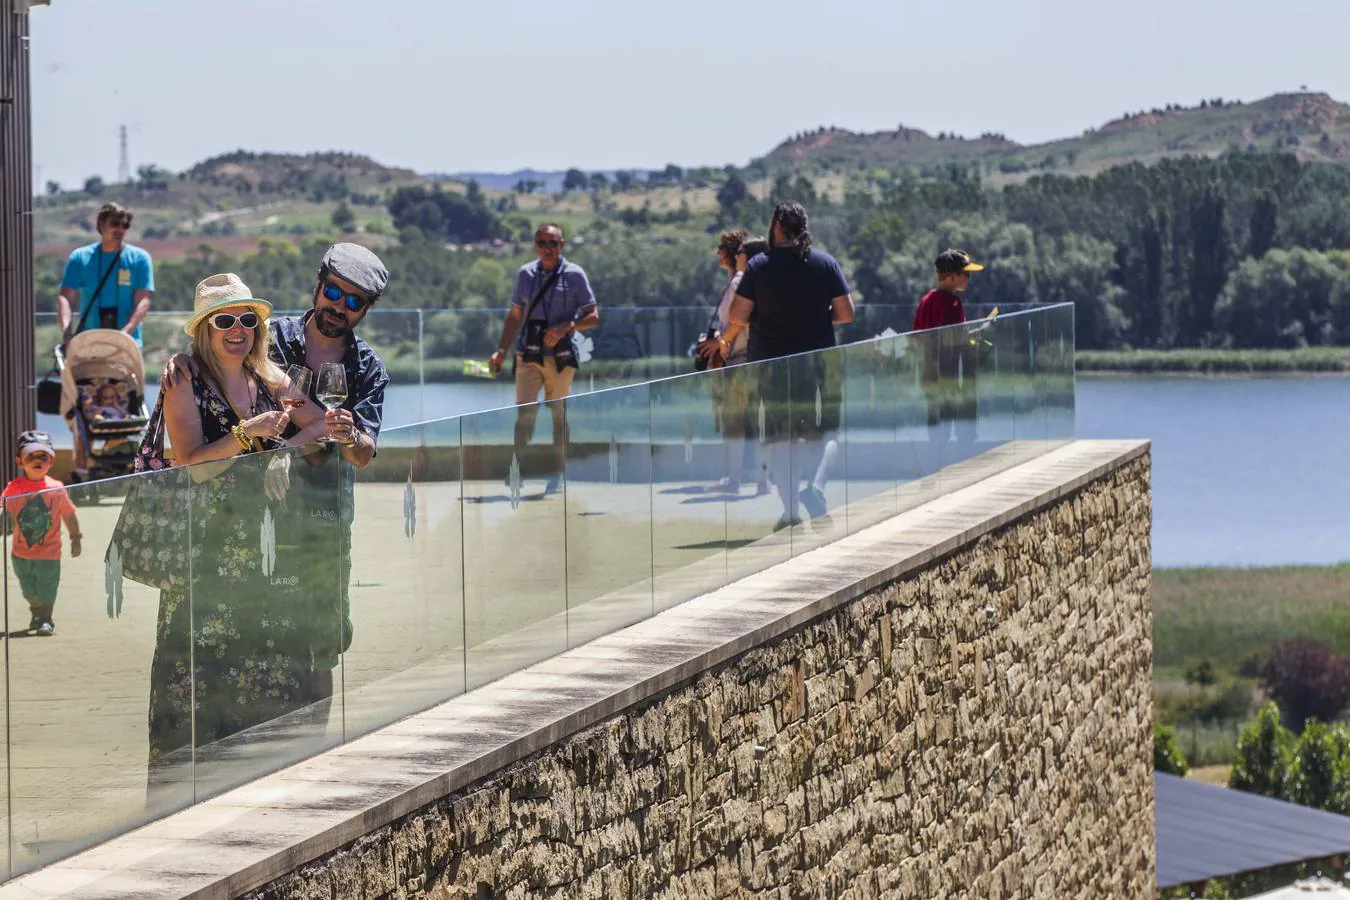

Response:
(133, 387), (170, 471)
(72, 249), (123, 337)
(522, 263), (564, 323)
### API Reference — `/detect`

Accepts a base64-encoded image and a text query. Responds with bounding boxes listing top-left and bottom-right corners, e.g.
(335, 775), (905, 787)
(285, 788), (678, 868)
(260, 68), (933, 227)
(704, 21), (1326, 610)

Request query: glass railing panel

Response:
(343, 420), (466, 739)
(969, 310), (1017, 461)
(841, 334), (901, 535)
(900, 322), (961, 505)
(891, 332), (941, 513)
(584, 307), (718, 387)
(3, 303), (1075, 879)
(351, 310), (425, 431)
(186, 448), (344, 803)
(724, 356), (794, 582)
(784, 347), (847, 556)
(460, 400), (567, 690)
(419, 308), (505, 395)
(1040, 304), (1076, 445)
(1004, 310), (1049, 472)
(648, 369), (731, 614)
(6, 467), (193, 876)
(562, 385), (654, 646)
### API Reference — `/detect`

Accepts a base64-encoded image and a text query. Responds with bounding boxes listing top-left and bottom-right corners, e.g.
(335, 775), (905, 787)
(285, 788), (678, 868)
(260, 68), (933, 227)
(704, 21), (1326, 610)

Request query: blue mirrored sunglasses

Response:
(322, 281), (372, 312)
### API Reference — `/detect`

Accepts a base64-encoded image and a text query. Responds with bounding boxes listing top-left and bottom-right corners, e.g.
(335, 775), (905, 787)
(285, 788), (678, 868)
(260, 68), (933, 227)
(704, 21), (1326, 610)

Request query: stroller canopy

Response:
(59, 329), (147, 421)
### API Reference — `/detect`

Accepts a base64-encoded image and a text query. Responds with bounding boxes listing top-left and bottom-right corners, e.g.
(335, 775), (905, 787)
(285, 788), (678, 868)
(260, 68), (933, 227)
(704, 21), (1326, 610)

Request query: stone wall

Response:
(249, 455), (1153, 899)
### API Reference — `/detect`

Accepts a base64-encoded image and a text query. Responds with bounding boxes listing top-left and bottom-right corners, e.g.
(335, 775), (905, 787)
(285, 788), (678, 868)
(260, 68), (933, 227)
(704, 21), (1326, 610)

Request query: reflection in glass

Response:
(778, 348), (846, 556)
(649, 371), (734, 612)
(6, 470), (192, 876)
(344, 420), (466, 738)
(563, 386), (654, 645)
(184, 449), (342, 802)
(461, 404), (567, 689)
(841, 335), (900, 535)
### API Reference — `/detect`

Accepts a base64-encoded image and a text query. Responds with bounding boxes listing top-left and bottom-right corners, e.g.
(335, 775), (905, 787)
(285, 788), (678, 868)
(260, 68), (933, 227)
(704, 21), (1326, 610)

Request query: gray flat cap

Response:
(322, 242), (389, 297)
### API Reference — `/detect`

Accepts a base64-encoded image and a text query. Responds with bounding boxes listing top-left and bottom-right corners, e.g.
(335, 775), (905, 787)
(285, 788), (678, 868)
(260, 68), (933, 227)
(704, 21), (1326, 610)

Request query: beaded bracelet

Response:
(231, 423), (252, 452)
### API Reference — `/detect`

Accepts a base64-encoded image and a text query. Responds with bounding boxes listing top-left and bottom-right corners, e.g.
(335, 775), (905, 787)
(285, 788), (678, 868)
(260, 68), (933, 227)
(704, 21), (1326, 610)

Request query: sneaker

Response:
(543, 474), (562, 495)
(28, 615), (42, 633)
(711, 476), (741, 493)
(36, 620), (54, 637)
(799, 486), (829, 520)
(772, 515), (803, 533)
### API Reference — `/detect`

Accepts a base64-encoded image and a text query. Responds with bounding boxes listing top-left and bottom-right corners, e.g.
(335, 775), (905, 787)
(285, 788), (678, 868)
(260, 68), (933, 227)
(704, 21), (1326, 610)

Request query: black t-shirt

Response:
(737, 246), (850, 361)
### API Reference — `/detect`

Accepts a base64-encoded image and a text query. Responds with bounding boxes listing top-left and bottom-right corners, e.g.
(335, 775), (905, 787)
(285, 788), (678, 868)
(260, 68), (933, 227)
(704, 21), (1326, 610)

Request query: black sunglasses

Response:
(321, 281), (372, 312)
(208, 311), (260, 330)
(104, 218), (132, 229)
(535, 239), (562, 248)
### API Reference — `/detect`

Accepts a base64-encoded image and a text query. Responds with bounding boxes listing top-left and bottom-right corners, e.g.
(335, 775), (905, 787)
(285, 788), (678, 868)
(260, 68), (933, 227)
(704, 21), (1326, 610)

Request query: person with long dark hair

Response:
(716, 202), (854, 529)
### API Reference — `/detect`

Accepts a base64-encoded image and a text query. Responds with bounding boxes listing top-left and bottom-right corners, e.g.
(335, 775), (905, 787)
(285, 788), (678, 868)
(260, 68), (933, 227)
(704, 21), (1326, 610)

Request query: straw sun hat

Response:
(183, 273), (273, 336)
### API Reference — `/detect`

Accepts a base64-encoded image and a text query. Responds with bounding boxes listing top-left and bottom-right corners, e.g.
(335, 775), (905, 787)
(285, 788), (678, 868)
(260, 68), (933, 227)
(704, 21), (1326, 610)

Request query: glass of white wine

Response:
(316, 362), (348, 444)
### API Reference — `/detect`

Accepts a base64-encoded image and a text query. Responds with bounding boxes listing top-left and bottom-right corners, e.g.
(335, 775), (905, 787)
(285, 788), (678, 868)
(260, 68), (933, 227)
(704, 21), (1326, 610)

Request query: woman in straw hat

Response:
(137, 274), (331, 768)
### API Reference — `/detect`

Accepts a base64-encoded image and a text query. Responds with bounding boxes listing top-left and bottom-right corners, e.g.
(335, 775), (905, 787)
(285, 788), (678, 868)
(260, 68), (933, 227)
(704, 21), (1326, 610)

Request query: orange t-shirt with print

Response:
(2, 476), (76, 561)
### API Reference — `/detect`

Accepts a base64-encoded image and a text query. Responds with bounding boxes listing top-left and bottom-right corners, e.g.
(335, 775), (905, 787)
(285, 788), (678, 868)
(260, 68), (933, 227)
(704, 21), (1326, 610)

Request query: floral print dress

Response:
(139, 373), (317, 763)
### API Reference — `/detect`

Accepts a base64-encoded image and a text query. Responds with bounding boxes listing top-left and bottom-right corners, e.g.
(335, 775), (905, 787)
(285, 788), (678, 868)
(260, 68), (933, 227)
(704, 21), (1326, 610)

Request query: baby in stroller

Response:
(88, 383), (129, 423)
(58, 330), (150, 485)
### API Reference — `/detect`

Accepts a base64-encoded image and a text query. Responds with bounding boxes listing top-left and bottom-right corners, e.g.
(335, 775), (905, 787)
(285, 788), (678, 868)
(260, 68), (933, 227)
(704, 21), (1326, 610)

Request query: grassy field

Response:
(1078, 346), (1350, 374)
(1154, 564), (1350, 682)
(1153, 564), (1350, 770)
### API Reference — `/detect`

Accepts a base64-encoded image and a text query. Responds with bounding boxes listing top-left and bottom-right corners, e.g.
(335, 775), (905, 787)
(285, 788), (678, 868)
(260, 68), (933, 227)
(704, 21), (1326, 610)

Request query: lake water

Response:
(1075, 376), (1350, 568)
(41, 375), (1348, 569)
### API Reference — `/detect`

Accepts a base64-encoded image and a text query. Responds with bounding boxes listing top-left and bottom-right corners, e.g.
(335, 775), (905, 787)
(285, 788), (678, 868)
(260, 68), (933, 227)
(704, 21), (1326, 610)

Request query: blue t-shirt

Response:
(509, 258), (597, 356)
(736, 246), (850, 361)
(60, 242), (155, 346)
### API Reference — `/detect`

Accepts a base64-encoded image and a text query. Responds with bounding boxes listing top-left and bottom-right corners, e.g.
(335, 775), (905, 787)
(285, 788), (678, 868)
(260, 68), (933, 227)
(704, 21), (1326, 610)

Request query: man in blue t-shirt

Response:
(716, 201), (855, 531)
(487, 223), (600, 495)
(57, 202), (155, 347)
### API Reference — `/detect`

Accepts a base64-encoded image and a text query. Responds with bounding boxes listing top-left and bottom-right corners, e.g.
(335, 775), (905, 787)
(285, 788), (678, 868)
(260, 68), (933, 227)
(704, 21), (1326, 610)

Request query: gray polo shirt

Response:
(509, 257), (597, 355)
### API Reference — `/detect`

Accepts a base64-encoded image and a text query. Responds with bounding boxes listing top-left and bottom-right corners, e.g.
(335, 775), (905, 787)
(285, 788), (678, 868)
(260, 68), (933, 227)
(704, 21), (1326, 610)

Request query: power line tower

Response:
(118, 124), (130, 183)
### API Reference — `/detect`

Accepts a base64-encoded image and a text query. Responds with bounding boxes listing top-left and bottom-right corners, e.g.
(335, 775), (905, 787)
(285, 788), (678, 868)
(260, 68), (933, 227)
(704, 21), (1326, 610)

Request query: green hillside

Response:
(760, 92), (1350, 176)
(34, 150), (426, 256)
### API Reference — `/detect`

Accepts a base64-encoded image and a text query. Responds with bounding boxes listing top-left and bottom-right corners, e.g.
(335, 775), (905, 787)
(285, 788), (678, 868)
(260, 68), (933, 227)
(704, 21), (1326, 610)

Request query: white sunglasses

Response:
(207, 311), (260, 331)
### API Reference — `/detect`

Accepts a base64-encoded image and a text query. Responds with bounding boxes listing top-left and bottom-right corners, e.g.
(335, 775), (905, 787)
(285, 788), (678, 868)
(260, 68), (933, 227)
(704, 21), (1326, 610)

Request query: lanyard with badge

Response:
(70, 249), (122, 337)
(93, 248), (127, 330)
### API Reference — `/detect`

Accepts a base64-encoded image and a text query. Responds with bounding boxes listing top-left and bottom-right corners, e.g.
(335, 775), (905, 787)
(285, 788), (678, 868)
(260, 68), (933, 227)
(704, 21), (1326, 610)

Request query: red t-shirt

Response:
(2, 476), (76, 561)
(913, 290), (967, 331)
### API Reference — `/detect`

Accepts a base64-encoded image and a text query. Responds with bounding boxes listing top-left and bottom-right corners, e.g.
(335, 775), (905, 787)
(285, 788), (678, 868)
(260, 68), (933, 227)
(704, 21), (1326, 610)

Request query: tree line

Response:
(822, 153), (1350, 349)
(34, 151), (1350, 353)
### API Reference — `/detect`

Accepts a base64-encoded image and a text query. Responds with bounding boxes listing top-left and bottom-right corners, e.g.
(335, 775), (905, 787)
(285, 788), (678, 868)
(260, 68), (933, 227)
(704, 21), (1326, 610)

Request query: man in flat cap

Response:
(268, 241), (392, 465)
(267, 242), (391, 713)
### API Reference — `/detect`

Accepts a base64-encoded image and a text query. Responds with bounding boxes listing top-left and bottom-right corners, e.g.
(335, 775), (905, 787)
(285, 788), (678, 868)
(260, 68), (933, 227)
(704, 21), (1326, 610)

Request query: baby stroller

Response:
(56, 329), (150, 492)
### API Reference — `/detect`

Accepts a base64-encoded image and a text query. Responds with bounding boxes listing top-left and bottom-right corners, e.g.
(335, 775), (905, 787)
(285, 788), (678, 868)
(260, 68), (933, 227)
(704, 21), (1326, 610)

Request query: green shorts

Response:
(11, 557), (60, 608)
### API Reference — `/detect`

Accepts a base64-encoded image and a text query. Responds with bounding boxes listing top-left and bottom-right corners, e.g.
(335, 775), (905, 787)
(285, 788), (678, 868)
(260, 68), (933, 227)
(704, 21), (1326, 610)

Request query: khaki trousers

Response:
(514, 354), (576, 405)
(514, 355), (575, 460)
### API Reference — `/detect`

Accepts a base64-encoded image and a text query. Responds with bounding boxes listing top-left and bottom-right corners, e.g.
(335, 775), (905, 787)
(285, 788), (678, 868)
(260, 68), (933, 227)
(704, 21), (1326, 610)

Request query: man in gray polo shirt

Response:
(488, 223), (600, 494)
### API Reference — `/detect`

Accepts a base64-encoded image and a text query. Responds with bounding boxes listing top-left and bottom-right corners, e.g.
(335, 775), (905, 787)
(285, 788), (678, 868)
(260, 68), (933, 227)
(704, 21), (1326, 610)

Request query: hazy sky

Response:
(29, 0), (1350, 188)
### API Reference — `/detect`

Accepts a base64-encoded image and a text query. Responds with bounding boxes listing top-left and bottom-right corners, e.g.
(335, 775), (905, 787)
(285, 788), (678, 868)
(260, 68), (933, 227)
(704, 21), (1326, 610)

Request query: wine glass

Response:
(316, 363), (348, 444)
(280, 365), (311, 414)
